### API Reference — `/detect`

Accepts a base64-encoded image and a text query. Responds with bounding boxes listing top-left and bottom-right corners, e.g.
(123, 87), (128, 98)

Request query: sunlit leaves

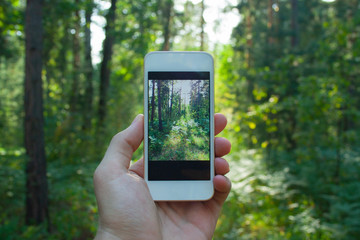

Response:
(215, 0), (360, 239)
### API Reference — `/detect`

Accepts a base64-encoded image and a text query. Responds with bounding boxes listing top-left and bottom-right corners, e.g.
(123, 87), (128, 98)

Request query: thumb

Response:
(102, 114), (144, 172)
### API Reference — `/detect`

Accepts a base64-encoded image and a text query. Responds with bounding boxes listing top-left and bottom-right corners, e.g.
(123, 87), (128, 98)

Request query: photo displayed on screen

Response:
(148, 72), (210, 161)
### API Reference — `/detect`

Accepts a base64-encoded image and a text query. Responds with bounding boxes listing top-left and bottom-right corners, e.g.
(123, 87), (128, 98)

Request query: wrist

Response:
(95, 225), (162, 240)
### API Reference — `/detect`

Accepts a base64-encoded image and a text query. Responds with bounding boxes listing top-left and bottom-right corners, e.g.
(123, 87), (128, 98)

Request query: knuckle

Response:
(111, 131), (123, 145)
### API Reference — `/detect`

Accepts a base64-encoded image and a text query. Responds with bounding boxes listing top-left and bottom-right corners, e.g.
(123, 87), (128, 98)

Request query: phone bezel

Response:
(144, 51), (215, 201)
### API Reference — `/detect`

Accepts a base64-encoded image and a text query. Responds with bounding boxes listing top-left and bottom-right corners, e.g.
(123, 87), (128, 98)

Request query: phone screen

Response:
(148, 71), (211, 180)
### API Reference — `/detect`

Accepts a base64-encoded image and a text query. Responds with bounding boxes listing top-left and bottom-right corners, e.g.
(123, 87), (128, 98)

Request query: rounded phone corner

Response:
(199, 51), (214, 61)
(199, 188), (215, 202)
(144, 51), (158, 62)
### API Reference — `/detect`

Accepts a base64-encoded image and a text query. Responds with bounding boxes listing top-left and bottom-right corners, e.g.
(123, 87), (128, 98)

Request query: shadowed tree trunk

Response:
(245, 0), (254, 103)
(245, 1), (253, 68)
(200, 0), (205, 51)
(178, 88), (181, 114)
(58, 21), (70, 92)
(285, 0), (298, 151)
(170, 80), (174, 118)
(267, 0), (274, 44)
(166, 82), (170, 118)
(83, 0), (94, 130)
(24, 0), (49, 226)
(70, 0), (81, 113)
(98, 0), (117, 124)
(291, 0), (298, 47)
(157, 80), (163, 131)
(151, 80), (155, 124)
(161, 0), (173, 51)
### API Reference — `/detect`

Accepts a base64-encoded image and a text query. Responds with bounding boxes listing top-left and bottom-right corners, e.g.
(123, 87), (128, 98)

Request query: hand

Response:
(94, 114), (231, 240)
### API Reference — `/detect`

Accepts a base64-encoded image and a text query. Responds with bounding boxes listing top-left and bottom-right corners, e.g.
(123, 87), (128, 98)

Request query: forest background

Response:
(1, 0), (360, 239)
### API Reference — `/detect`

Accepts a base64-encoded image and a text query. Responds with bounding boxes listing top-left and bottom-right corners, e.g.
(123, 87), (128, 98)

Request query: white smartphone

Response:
(144, 51), (214, 201)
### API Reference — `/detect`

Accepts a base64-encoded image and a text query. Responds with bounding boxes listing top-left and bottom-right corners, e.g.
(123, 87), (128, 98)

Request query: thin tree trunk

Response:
(150, 80), (155, 124)
(179, 88), (181, 114)
(291, 0), (298, 47)
(166, 83), (170, 118)
(58, 21), (69, 93)
(200, 0), (205, 51)
(70, 0), (81, 113)
(157, 80), (163, 131)
(43, 19), (56, 109)
(245, 3), (253, 67)
(24, 0), (49, 226)
(245, 1), (254, 102)
(195, 80), (200, 111)
(283, 0), (299, 152)
(274, 0), (280, 54)
(162, 0), (173, 51)
(267, 0), (273, 44)
(333, 119), (342, 184)
(98, 0), (117, 124)
(170, 80), (174, 118)
(83, 0), (94, 130)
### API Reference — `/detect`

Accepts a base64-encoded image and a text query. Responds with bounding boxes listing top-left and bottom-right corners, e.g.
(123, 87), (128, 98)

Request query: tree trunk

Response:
(161, 0), (173, 51)
(166, 83), (170, 118)
(157, 80), (163, 131)
(98, 0), (117, 124)
(333, 119), (342, 184)
(58, 21), (69, 92)
(200, 0), (205, 51)
(179, 88), (181, 114)
(170, 80), (174, 118)
(291, 0), (298, 47)
(198, 80), (201, 109)
(83, 0), (94, 130)
(245, 2), (253, 68)
(267, 0), (273, 44)
(150, 80), (155, 124)
(24, 0), (49, 226)
(70, 0), (81, 113)
(245, 1), (254, 102)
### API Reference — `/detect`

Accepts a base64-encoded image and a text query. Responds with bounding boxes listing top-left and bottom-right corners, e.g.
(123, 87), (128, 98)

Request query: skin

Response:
(94, 113), (231, 240)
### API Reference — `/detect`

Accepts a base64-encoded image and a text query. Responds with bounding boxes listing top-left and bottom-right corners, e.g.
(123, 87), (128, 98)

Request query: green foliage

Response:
(214, 151), (333, 240)
(0, 0), (24, 58)
(215, 0), (360, 239)
(1, 0), (360, 239)
(0, 149), (98, 240)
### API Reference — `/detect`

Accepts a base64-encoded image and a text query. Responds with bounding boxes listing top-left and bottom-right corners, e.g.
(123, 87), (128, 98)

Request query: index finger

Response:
(215, 113), (227, 136)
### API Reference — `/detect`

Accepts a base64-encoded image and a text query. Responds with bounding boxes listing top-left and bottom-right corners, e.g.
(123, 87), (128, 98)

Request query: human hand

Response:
(94, 113), (231, 240)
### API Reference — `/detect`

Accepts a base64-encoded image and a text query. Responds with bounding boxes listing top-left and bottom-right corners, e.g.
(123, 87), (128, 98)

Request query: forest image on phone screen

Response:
(148, 72), (210, 161)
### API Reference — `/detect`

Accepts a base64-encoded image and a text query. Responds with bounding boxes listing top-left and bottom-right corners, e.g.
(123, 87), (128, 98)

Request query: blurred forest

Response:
(0, 0), (360, 239)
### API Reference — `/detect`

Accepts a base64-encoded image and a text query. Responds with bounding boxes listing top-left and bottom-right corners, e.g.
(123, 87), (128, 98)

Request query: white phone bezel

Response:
(144, 51), (215, 201)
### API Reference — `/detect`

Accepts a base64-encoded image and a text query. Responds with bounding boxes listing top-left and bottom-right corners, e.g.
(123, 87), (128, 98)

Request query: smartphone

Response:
(144, 51), (214, 201)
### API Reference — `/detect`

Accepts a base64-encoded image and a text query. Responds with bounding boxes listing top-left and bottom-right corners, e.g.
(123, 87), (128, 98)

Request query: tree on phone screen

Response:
(149, 79), (210, 161)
